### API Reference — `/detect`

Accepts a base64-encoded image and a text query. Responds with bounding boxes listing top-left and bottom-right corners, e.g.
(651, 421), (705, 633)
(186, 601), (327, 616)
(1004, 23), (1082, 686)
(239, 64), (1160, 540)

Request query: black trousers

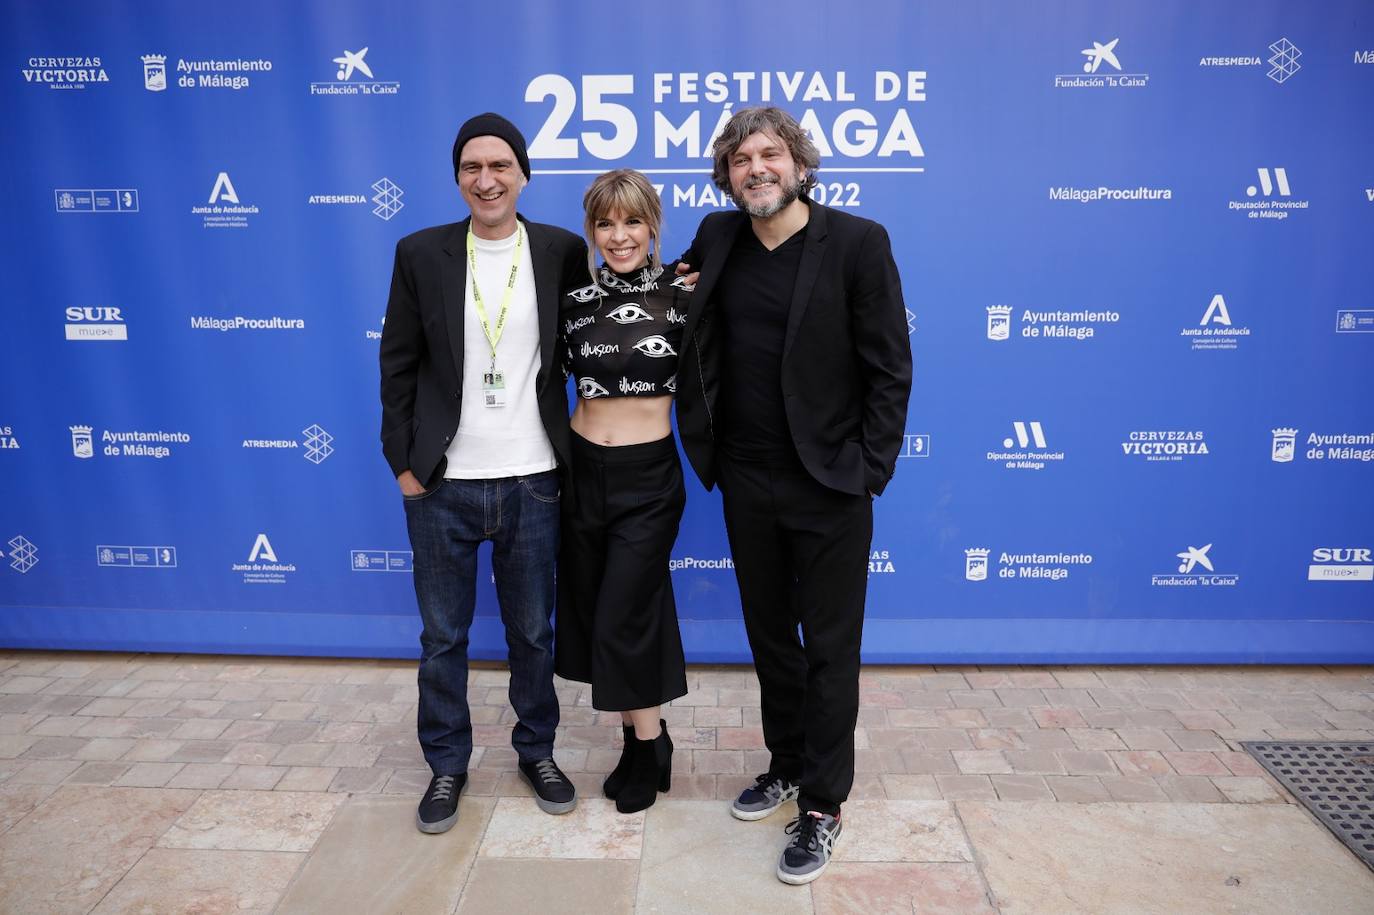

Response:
(718, 456), (872, 815)
(555, 431), (689, 712)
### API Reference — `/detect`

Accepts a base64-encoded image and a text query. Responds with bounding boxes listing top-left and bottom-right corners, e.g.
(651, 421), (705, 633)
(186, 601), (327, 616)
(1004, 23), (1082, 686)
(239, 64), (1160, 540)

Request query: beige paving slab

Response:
(90, 847), (303, 914)
(879, 774), (942, 800)
(0, 786), (199, 913)
(456, 857), (637, 915)
(637, 799), (806, 913)
(835, 800), (972, 863)
(276, 794), (494, 914)
(7, 758), (81, 783)
(960, 801), (1374, 914)
(479, 796), (643, 859)
(113, 761), (184, 787)
(0, 780), (58, 833)
(157, 789), (345, 852)
(812, 862), (996, 914)
(166, 762), (237, 790)
(1213, 775), (1288, 804)
(276, 765), (339, 792)
(66, 761), (133, 785)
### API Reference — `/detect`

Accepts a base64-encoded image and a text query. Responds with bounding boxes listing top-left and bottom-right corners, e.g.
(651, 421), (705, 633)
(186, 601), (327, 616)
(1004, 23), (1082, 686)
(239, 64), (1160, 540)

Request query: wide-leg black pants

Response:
(555, 431), (689, 712)
(718, 456), (873, 815)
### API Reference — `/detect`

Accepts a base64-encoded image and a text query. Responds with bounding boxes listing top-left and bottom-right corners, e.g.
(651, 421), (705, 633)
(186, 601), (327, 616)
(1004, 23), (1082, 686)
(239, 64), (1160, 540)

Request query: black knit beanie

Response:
(452, 113), (531, 180)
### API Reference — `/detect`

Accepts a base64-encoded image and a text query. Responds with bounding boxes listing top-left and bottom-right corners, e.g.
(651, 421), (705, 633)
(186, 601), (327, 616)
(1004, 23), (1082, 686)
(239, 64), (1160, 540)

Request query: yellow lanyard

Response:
(466, 224), (524, 369)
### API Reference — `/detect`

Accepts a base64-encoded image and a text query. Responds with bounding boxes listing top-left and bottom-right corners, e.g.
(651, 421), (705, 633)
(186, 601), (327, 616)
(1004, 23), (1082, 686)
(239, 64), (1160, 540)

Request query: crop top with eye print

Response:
(561, 262), (691, 399)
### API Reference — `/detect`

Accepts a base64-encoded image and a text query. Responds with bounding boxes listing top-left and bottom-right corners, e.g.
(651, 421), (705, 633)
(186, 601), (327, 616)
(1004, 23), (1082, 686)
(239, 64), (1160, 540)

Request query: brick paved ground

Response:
(5, 654), (1370, 804)
(1, 652), (1371, 913)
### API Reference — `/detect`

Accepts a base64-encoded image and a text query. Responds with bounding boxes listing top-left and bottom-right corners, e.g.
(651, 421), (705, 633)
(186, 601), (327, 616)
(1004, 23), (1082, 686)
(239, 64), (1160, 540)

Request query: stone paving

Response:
(0, 651), (1371, 912)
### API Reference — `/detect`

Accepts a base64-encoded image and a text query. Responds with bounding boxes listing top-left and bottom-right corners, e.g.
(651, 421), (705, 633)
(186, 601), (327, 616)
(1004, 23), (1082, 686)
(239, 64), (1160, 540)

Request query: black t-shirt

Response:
(716, 228), (805, 461)
(562, 262), (691, 399)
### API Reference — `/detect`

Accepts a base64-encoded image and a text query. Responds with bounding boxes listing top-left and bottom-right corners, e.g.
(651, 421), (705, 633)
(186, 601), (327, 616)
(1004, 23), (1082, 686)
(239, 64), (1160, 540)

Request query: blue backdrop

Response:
(2, 1), (1372, 662)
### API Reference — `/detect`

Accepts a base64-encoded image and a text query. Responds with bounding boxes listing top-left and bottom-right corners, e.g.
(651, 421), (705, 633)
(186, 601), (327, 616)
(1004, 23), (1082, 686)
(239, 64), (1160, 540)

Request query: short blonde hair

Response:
(581, 169), (663, 280)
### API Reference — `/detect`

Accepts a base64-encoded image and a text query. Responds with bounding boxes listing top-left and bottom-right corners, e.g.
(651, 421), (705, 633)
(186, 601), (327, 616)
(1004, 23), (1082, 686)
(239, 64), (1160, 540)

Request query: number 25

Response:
(525, 74), (638, 160)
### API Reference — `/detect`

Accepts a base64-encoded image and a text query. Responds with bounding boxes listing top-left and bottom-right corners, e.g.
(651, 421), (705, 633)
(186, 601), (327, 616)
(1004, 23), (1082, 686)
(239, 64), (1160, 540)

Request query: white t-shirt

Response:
(443, 226), (557, 479)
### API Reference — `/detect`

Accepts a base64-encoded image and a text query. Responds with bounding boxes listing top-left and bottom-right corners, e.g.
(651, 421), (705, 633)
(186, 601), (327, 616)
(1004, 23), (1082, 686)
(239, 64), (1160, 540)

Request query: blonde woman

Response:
(555, 169), (692, 813)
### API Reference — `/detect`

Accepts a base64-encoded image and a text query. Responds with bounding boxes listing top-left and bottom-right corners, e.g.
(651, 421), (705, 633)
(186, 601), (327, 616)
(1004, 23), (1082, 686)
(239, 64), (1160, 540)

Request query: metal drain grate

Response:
(1243, 741), (1374, 870)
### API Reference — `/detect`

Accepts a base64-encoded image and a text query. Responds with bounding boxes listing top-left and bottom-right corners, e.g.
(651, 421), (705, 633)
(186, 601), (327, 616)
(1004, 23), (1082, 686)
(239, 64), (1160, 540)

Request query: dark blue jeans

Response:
(404, 470), (561, 775)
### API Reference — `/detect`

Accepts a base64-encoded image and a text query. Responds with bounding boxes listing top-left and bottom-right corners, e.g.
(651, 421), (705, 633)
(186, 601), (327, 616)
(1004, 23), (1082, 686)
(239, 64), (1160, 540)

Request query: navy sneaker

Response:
(519, 757), (578, 814)
(730, 772), (800, 821)
(416, 773), (464, 834)
(777, 810), (842, 885)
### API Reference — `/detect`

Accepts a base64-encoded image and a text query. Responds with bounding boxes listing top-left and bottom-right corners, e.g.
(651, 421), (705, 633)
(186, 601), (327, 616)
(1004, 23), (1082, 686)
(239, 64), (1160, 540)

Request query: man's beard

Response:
(735, 170), (805, 219)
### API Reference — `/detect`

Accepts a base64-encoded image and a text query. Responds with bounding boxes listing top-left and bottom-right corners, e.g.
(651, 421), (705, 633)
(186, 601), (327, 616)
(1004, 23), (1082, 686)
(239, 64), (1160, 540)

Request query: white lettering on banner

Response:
(1336, 309), (1374, 332)
(309, 48), (401, 96)
(868, 549), (896, 575)
(1301, 431), (1374, 462)
(997, 307), (1122, 341)
(55, 188), (139, 213)
(233, 534), (296, 584)
(525, 71), (927, 170)
(1121, 430), (1210, 462)
(65, 306), (128, 340)
(987, 422), (1064, 471)
(190, 316), (304, 331)
(140, 56), (274, 91)
(72, 427), (190, 459)
(996, 551), (1094, 581)
(1227, 167), (1310, 220)
(1182, 294), (1250, 351)
(176, 58), (271, 72)
(22, 56), (108, 89)
(1049, 186), (1172, 202)
(1309, 548), (1373, 582)
(192, 172), (260, 227)
(668, 556), (735, 572)
(241, 426), (332, 464)
(665, 180), (864, 209)
(96, 545), (178, 568)
(351, 550), (413, 572)
(1306, 433), (1374, 445)
(1151, 543), (1240, 588)
(1198, 40), (1302, 84)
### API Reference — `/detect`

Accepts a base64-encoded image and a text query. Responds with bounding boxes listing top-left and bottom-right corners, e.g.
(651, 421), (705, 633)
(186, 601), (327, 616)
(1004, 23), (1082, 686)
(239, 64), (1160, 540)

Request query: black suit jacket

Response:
(676, 200), (912, 496)
(380, 215), (587, 487)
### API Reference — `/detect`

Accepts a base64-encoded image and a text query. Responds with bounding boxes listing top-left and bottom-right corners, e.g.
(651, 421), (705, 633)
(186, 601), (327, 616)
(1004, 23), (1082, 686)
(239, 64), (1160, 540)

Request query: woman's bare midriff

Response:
(571, 395), (673, 446)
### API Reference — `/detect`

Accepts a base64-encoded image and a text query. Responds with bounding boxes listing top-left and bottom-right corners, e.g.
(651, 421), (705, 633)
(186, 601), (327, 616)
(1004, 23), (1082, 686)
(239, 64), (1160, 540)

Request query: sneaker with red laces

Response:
(776, 809), (842, 885)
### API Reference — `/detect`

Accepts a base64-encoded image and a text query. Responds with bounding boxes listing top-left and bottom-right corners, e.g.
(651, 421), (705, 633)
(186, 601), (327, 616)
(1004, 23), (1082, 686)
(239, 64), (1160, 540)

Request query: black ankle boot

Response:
(602, 725), (635, 800)
(616, 724), (672, 814)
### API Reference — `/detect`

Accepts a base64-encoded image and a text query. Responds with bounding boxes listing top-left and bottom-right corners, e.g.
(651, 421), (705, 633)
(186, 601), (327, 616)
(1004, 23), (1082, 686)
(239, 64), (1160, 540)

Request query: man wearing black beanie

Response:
(380, 112), (588, 834)
(452, 112), (532, 184)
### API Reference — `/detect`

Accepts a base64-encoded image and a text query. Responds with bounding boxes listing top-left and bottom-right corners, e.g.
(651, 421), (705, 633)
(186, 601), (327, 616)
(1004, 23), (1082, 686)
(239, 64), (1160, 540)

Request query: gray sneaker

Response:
(730, 772), (800, 821)
(776, 810), (842, 885)
(518, 757), (578, 815)
(416, 773), (464, 834)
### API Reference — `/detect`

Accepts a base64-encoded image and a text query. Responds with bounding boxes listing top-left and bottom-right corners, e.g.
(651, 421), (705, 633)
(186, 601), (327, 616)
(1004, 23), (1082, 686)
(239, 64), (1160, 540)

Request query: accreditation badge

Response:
(482, 371), (506, 408)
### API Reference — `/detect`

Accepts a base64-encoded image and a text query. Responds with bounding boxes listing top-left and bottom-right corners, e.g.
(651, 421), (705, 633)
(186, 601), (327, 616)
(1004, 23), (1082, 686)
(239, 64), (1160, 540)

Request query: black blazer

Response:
(676, 200), (913, 496)
(379, 215), (587, 488)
